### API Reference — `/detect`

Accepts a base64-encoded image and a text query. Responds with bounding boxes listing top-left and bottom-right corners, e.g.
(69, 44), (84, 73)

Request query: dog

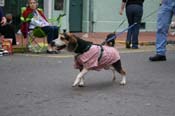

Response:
(52, 33), (126, 87)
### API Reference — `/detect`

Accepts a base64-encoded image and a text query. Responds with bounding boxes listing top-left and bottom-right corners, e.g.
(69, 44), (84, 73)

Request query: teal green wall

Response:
(2, 0), (160, 32)
(45, 0), (160, 32)
(82, 0), (90, 32)
(47, 0), (68, 32)
(82, 0), (160, 32)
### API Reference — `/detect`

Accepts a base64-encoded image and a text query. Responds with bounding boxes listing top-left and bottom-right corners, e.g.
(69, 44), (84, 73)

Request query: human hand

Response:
(119, 10), (123, 15)
(1, 17), (7, 26)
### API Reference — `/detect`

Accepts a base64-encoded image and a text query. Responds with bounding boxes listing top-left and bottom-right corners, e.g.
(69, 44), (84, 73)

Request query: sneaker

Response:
(149, 54), (166, 61)
(3, 50), (9, 56)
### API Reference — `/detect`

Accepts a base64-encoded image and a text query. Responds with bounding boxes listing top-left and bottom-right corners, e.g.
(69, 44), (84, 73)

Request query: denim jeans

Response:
(126, 4), (143, 48)
(41, 26), (58, 44)
(156, 0), (175, 55)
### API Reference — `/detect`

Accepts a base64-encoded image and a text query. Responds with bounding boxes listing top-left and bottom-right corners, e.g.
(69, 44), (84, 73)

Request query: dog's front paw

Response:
(72, 79), (80, 87)
(72, 83), (78, 87)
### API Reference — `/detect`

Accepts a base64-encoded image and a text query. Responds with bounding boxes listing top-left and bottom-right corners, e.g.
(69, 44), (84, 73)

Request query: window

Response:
(54, 0), (64, 10)
(0, 0), (5, 6)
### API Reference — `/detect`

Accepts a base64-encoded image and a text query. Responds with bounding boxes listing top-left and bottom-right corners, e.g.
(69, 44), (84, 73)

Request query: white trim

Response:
(44, 0), (52, 19)
(0, 0), (5, 6)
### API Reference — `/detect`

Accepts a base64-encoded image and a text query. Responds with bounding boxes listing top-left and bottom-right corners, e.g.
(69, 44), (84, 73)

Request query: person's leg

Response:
(41, 26), (59, 53)
(51, 26), (59, 52)
(149, 3), (173, 61)
(0, 24), (16, 45)
(41, 26), (58, 43)
(53, 26), (59, 39)
(126, 5), (134, 48)
(132, 5), (143, 49)
(156, 6), (172, 55)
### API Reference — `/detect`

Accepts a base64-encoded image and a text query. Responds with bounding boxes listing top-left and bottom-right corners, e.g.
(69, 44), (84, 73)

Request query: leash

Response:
(101, 8), (159, 45)
(101, 23), (137, 45)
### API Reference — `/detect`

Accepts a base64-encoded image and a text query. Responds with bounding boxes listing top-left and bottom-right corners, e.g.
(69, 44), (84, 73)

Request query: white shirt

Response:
(29, 10), (50, 29)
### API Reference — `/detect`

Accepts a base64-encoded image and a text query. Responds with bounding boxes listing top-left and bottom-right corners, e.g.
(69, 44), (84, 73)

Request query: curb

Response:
(13, 40), (175, 53)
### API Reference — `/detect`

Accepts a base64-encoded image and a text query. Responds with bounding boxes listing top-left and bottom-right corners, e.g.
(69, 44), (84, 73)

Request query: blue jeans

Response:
(156, 0), (175, 55)
(41, 26), (58, 44)
(126, 4), (143, 48)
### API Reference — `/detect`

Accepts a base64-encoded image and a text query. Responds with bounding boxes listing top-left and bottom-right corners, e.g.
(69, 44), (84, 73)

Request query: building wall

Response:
(3, 0), (160, 32)
(82, 0), (90, 32)
(81, 0), (160, 32)
(44, 0), (68, 32)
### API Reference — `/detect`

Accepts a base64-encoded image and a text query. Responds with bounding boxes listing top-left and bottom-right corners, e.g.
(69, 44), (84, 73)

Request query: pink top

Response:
(74, 45), (120, 71)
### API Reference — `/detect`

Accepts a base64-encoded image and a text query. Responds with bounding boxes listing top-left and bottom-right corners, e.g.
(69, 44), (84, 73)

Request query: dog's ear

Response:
(63, 32), (75, 41)
(67, 34), (78, 52)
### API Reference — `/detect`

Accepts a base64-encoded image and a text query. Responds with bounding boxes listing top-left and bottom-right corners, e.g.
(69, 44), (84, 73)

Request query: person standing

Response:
(119, 0), (144, 49)
(149, 0), (175, 61)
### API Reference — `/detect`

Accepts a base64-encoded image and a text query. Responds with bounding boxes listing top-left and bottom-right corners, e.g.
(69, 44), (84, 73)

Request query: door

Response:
(69, 0), (82, 32)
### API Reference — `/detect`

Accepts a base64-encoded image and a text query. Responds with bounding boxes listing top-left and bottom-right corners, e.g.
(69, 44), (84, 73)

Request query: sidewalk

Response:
(74, 32), (175, 45)
(13, 32), (175, 52)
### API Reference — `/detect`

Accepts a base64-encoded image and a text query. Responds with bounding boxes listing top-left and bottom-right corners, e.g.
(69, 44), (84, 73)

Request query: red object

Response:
(2, 39), (13, 54)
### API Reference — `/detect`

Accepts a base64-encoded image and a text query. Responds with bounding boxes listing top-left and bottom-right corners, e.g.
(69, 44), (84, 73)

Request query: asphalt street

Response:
(0, 47), (175, 116)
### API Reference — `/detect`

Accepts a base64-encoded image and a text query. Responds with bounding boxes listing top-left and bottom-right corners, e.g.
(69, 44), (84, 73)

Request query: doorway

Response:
(69, 0), (83, 32)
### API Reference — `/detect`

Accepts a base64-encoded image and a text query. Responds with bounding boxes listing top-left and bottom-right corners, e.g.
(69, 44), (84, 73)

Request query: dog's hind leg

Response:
(78, 77), (85, 87)
(72, 68), (88, 87)
(109, 66), (116, 81)
(112, 60), (126, 85)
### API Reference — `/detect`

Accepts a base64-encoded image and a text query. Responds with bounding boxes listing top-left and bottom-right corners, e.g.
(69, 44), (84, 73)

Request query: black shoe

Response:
(149, 54), (166, 61)
(126, 42), (131, 48)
